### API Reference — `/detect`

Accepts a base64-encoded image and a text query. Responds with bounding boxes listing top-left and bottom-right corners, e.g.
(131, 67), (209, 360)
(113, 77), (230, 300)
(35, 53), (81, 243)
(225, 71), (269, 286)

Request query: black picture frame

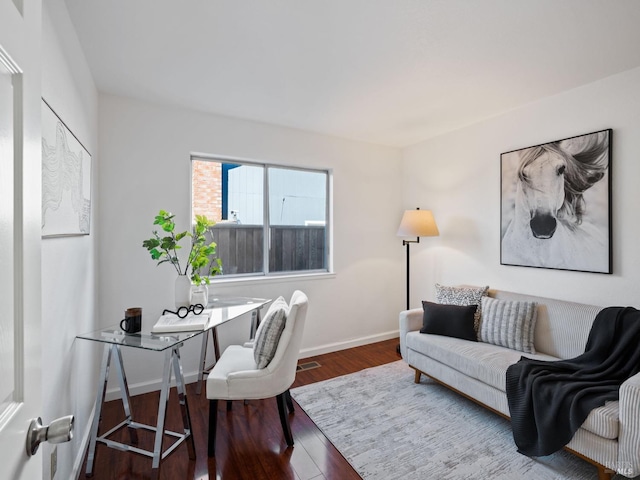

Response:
(500, 129), (612, 274)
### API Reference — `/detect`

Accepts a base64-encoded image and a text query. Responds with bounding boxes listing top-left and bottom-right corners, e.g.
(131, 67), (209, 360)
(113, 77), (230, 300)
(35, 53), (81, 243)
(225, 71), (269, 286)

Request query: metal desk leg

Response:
(250, 308), (262, 340)
(212, 327), (220, 359)
(250, 310), (257, 339)
(172, 346), (196, 460)
(151, 349), (173, 476)
(86, 344), (113, 477)
(196, 331), (209, 395)
(196, 328), (221, 395)
(112, 344), (138, 445)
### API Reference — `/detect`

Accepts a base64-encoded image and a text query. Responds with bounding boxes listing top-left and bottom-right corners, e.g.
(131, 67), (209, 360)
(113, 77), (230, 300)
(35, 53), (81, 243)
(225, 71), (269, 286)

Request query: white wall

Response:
(402, 67), (640, 308)
(28, 4), (640, 477)
(41, 1), (99, 478)
(98, 94), (404, 394)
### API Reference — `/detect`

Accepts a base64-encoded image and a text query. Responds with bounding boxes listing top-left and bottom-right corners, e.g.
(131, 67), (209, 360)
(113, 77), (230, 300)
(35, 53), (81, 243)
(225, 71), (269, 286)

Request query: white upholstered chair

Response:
(206, 290), (308, 456)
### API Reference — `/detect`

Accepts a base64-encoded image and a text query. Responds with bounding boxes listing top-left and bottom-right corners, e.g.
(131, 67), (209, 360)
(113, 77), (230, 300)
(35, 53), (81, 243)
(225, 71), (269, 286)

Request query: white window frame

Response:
(191, 153), (333, 281)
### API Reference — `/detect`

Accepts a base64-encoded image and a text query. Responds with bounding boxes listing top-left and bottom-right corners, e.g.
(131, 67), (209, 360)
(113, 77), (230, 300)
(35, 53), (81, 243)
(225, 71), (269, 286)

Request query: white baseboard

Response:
(298, 330), (399, 359)
(73, 403), (96, 480)
(102, 330), (399, 401)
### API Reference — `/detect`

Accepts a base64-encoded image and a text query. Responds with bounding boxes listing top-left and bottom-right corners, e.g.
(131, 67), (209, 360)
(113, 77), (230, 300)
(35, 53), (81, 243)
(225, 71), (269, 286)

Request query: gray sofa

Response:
(399, 288), (640, 479)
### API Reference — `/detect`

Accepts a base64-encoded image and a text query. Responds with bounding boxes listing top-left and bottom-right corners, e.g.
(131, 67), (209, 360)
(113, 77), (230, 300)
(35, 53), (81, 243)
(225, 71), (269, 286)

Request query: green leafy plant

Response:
(142, 210), (222, 284)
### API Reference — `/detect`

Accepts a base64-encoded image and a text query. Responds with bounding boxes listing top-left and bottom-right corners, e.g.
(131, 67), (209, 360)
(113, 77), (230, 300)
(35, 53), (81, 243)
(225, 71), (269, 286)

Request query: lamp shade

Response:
(397, 209), (439, 237)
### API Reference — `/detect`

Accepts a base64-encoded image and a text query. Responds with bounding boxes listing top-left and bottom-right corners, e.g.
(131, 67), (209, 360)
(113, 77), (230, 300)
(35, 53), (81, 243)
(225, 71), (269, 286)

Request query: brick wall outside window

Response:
(192, 160), (222, 221)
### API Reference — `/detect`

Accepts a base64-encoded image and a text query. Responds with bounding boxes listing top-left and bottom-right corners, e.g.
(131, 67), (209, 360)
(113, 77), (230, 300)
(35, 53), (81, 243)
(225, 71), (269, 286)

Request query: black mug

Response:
(120, 307), (142, 334)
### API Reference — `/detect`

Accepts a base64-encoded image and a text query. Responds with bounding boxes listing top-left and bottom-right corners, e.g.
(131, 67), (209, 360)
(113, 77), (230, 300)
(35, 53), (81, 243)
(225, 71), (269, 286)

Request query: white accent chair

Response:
(206, 290), (308, 457)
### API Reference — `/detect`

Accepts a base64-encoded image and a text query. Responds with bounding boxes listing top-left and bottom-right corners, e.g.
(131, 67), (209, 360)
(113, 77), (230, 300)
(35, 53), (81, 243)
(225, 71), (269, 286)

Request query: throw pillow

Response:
(479, 296), (538, 354)
(254, 296), (288, 342)
(254, 297), (288, 369)
(435, 284), (490, 332)
(420, 301), (478, 342)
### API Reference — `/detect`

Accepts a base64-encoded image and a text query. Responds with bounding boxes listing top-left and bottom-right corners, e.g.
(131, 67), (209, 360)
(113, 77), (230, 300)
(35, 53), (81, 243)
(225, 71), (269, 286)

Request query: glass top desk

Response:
(77, 296), (270, 479)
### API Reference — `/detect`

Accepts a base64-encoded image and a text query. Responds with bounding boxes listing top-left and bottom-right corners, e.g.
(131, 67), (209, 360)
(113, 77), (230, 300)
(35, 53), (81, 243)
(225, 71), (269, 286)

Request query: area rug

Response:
(291, 360), (630, 480)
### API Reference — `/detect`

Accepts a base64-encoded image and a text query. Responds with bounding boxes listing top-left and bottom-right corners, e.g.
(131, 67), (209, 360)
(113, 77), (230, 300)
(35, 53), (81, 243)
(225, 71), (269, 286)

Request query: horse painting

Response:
(501, 130), (611, 273)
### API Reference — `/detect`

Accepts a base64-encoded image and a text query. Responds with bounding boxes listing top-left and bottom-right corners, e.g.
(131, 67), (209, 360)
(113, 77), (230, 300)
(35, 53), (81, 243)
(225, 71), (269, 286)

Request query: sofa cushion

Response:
(420, 301), (477, 341)
(581, 401), (619, 440)
(407, 331), (619, 439)
(435, 284), (489, 331)
(479, 297), (537, 354)
(406, 331), (557, 392)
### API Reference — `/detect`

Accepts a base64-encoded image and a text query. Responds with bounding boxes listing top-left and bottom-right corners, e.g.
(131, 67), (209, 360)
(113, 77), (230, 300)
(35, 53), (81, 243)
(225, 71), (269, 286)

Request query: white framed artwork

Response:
(41, 99), (92, 237)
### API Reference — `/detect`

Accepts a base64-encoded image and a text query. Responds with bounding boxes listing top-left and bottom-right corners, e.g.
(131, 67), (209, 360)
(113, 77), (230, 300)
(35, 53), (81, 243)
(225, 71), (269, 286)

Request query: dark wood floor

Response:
(79, 338), (401, 480)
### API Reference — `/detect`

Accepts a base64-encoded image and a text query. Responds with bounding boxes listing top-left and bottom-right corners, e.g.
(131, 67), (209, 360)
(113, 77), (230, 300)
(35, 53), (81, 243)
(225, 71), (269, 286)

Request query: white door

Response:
(0, 0), (43, 478)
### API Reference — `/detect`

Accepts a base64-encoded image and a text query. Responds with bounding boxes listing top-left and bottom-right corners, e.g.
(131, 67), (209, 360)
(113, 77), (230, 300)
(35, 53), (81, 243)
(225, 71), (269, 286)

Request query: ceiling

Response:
(63, 0), (640, 147)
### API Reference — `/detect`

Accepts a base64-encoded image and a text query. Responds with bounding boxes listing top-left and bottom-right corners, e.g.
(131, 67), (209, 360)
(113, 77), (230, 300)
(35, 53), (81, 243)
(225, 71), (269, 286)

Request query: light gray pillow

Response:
(253, 296), (287, 342)
(479, 296), (537, 354)
(253, 297), (288, 369)
(435, 284), (489, 332)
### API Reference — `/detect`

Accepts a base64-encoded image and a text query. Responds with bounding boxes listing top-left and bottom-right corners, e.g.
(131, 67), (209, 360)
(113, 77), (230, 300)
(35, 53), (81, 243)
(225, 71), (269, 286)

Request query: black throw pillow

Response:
(420, 301), (478, 341)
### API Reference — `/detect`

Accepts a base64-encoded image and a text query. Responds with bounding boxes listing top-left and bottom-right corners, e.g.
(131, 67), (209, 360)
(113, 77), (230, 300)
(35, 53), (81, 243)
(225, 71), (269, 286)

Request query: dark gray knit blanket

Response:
(506, 306), (640, 457)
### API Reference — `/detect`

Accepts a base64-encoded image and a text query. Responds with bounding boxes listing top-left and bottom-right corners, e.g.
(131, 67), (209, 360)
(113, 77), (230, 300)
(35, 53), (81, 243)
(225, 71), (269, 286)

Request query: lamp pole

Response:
(397, 207), (439, 311)
(402, 237), (419, 310)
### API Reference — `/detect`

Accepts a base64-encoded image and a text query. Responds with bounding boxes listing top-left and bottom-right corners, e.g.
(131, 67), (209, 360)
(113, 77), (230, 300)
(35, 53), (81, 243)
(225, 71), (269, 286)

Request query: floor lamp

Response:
(397, 208), (439, 310)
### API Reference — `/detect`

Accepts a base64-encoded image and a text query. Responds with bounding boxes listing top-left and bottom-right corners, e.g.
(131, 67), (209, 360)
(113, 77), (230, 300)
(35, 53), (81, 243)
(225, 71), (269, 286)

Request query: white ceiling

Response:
(63, 0), (640, 147)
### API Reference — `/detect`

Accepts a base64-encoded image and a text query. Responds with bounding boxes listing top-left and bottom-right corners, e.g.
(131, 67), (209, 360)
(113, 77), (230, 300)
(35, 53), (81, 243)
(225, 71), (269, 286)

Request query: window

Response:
(192, 156), (330, 278)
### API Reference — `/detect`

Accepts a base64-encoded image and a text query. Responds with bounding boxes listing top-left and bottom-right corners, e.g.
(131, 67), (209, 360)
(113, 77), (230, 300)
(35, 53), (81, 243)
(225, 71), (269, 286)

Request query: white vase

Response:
(191, 284), (209, 307)
(174, 275), (192, 308)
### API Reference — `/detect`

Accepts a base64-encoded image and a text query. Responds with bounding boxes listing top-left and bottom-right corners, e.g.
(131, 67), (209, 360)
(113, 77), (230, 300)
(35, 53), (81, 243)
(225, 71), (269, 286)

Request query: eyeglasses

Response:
(162, 304), (205, 319)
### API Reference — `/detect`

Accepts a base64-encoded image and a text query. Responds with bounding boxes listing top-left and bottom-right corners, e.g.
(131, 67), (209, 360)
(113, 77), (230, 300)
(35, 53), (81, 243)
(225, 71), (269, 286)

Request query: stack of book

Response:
(151, 312), (210, 333)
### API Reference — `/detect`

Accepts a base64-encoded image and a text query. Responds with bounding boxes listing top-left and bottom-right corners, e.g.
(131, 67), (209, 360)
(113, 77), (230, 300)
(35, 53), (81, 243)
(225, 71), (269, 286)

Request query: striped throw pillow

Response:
(479, 296), (537, 354)
(254, 298), (288, 369)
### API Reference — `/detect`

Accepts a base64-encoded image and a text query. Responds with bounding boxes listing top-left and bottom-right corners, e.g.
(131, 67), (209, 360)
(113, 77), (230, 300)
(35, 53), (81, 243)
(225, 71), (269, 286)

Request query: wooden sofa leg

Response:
(276, 393), (294, 446)
(596, 465), (613, 480)
(414, 368), (421, 383)
(208, 399), (218, 457)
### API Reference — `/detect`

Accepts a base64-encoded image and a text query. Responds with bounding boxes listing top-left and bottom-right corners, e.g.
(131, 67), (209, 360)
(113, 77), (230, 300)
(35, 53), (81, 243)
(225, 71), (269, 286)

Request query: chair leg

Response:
(276, 393), (294, 446)
(285, 389), (294, 413)
(208, 399), (218, 457)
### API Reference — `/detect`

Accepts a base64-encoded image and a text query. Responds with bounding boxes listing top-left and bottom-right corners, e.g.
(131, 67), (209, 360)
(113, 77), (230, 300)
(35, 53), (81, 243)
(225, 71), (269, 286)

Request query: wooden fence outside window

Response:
(209, 224), (326, 275)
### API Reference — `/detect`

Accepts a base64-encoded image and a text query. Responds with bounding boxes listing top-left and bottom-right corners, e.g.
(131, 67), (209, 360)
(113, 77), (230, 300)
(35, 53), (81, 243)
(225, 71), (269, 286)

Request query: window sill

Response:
(207, 271), (336, 287)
